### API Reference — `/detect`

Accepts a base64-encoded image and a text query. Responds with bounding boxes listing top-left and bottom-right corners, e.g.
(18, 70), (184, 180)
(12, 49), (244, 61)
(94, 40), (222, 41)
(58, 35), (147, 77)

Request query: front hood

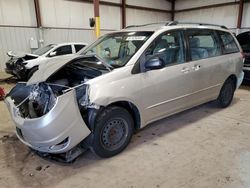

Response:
(27, 55), (77, 85)
(7, 51), (39, 58)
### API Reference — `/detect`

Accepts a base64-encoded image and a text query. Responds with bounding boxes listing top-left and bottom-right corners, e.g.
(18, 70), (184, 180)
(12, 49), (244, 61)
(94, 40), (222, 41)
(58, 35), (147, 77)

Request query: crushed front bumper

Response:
(5, 90), (91, 154)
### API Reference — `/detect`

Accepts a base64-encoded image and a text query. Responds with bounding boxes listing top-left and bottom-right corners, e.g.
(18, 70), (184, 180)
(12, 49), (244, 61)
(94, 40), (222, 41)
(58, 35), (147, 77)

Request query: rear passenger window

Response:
(186, 29), (221, 61)
(218, 31), (239, 54)
(75, 45), (85, 52)
(145, 30), (185, 65)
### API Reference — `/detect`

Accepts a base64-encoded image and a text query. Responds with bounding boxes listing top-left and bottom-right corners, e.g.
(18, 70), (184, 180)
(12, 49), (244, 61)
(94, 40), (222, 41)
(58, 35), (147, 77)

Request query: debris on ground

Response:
(0, 87), (5, 100)
(0, 135), (9, 143)
(35, 166), (42, 171)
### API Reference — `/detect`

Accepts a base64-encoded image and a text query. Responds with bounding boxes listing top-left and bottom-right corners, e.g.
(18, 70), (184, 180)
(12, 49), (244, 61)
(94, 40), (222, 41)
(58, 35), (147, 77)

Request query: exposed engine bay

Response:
(8, 56), (110, 119)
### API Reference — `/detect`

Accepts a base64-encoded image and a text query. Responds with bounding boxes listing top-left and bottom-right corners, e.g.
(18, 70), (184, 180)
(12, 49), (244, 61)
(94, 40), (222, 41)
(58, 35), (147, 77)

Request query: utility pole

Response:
(171, 0), (175, 21)
(122, 0), (126, 28)
(94, 0), (100, 38)
(236, 0), (244, 34)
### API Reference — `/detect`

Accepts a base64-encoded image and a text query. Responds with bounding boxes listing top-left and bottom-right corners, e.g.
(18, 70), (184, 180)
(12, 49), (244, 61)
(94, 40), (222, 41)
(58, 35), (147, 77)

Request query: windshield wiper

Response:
(84, 53), (113, 72)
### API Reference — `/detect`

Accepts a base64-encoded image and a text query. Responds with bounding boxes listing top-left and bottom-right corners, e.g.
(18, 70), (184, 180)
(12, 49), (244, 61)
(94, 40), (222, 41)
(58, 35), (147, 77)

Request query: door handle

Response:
(192, 65), (201, 71)
(181, 67), (190, 73)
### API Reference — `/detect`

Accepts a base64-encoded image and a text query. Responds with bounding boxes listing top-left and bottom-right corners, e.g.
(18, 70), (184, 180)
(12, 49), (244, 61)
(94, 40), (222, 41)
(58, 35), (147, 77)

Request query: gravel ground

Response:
(1, 72), (250, 188)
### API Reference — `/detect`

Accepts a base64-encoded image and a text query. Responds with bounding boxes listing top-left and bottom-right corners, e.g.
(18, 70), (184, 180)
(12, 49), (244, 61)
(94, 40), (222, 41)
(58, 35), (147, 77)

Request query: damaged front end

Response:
(5, 53), (38, 79)
(5, 82), (92, 162)
(5, 56), (109, 162)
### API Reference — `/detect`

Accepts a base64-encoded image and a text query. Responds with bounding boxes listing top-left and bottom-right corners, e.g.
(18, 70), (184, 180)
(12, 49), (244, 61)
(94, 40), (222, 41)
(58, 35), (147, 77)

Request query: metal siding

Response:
(126, 8), (170, 26)
(42, 28), (96, 45)
(40, 0), (121, 30)
(175, 0), (239, 10)
(127, 0), (171, 10)
(175, 5), (239, 29)
(102, 0), (121, 3)
(100, 5), (121, 29)
(0, 0), (36, 26)
(0, 27), (38, 71)
(242, 3), (250, 28)
(39, 0), (94, 28)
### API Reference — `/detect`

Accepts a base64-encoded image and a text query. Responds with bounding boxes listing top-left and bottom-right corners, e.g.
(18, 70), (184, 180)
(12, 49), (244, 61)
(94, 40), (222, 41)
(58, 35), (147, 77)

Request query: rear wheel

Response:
(91, 106), (134, 158)
(216, 78), (235, 108)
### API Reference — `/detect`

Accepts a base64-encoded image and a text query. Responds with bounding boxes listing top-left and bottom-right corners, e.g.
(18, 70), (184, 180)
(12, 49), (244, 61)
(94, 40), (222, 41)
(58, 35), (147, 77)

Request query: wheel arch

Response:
(106, 101), (141, 131)
(87, 100), (142, 131)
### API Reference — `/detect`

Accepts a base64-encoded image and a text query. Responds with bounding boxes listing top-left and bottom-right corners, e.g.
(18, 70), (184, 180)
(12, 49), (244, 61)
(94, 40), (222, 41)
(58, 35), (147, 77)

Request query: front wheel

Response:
(91, 106), (134, 158)
(216, 78), (235, 108)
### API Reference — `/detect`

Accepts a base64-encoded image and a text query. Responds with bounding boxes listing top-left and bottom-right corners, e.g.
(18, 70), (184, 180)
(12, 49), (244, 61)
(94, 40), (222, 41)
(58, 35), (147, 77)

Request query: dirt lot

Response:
(1, 72), (250, 188)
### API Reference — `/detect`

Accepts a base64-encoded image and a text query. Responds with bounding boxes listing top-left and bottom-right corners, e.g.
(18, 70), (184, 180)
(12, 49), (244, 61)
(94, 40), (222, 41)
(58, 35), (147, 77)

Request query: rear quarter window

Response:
(218, 31), (239, 54)
(75, 45), (86, 52)
(186, 29), (221, 61)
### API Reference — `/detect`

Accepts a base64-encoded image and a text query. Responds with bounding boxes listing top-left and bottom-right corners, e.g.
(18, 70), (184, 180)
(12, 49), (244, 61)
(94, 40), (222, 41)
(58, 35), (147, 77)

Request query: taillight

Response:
(241, 51), (245, 59)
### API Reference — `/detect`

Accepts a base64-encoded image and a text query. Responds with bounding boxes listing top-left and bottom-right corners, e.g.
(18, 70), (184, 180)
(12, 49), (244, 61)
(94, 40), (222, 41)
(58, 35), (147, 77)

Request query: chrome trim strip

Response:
(146, 84), (222, 109)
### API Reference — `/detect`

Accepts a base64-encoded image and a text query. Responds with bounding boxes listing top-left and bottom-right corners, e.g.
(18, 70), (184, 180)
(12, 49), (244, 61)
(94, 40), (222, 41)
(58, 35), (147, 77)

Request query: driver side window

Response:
(146, 30), (185, 66)
(52, 45), (72, 57)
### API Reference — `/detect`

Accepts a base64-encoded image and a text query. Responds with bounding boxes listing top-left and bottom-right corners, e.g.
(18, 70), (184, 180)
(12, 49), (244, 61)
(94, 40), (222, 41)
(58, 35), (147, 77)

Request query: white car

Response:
(5, 42), (88, 80)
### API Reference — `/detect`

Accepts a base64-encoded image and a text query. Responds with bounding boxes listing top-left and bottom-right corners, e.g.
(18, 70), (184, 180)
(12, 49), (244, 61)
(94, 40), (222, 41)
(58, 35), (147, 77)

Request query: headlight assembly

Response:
(77, 84), (90, 107)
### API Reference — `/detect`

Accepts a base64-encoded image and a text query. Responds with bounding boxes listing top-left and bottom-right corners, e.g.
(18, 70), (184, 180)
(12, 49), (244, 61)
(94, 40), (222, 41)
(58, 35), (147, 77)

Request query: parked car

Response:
(5, 22), (244, 162)
(5, 42), (87, 80)
(236, 31), (250, 81)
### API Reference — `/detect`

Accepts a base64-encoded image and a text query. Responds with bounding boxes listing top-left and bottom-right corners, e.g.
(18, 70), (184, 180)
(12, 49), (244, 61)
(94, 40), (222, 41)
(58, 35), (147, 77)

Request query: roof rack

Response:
(125, 22), (167, 29)
(166, 21), (228, 29)
(125, 21), (228, 30)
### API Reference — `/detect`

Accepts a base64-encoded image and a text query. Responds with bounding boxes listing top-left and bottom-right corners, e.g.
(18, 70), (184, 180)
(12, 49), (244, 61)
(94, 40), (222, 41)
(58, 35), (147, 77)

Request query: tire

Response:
(216, 78), (235, 108)
(91, 106), (134, 158)
(27, 66), (38, 80)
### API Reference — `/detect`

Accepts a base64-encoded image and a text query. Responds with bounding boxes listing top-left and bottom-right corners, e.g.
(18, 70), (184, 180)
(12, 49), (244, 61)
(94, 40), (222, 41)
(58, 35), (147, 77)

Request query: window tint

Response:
(75, 45), (85, 52)
(186, 29), (221, 61)
(146, 31), (185, 65)
(53, 45), (72, 56)
(218, 31), (239, 54)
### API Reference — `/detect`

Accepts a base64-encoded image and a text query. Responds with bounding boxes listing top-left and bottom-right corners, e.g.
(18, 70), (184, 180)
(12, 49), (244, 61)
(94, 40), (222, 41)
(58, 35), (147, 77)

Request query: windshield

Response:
(33, 44), (56, 56)
(83, 32), (153, 67)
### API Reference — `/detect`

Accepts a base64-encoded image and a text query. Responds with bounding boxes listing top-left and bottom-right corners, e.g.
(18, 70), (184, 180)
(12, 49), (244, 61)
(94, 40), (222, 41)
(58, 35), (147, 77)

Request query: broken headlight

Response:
(75, 84), (90, 107)
(28, 83), (57, 118)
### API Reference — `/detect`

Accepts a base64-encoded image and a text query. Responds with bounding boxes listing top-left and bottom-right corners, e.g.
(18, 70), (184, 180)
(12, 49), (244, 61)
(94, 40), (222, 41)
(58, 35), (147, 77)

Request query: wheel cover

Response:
(101, 118), (129, 151)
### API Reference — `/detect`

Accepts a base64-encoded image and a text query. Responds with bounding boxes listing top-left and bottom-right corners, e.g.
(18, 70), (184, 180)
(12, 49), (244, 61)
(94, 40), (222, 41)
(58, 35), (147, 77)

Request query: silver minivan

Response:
(5, 22), (244, 162)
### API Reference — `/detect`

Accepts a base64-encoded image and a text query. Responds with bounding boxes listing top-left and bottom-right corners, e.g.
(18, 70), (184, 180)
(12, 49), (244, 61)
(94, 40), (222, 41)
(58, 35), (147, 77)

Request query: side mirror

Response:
(49, 51), (57, 57)
(145, 57), (164, 70)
